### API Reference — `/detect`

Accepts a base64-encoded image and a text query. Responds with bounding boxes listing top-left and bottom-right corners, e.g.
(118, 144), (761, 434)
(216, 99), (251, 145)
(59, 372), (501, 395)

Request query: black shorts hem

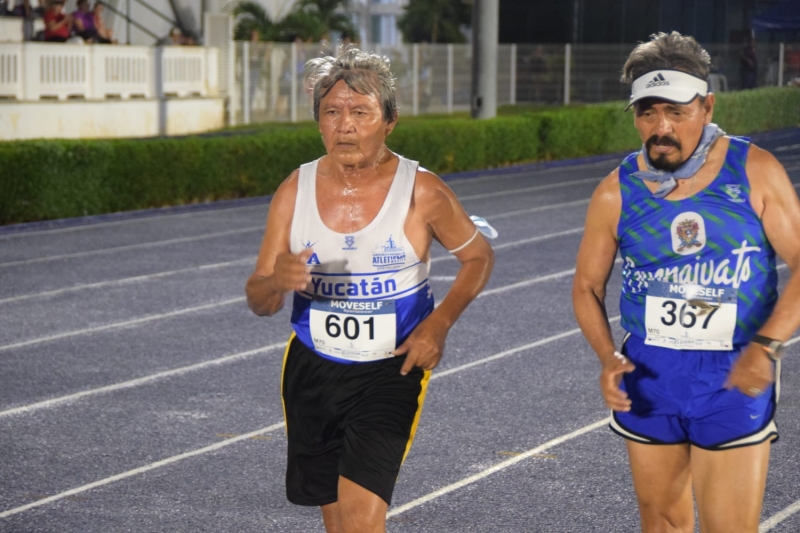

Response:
(338, 472), (393, 506)
(287, 493), (338, 507)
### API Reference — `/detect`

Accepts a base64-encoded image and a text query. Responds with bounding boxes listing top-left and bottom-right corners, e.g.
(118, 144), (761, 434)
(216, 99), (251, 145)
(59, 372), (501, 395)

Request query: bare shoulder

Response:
(745, 143), (795, 209)
(745, 143), (788, 184)
(591, 167), (622, 208)
(413, 166), (455, 208)
(270, 169), (300, 212)
(273, 168), (301, 202)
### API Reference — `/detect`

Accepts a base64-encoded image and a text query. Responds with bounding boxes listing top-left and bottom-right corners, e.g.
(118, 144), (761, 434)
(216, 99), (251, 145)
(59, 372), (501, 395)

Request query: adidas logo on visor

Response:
(645, 73), (669, 88)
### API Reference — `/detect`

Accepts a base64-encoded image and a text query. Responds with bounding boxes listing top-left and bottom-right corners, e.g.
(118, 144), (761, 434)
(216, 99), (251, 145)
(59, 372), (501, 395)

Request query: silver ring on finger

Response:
(748, 387), (763, 396)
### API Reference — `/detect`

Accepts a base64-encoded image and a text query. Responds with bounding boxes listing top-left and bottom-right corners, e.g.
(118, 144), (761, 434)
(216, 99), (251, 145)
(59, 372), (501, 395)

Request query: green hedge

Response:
(2, 87), (798, 224)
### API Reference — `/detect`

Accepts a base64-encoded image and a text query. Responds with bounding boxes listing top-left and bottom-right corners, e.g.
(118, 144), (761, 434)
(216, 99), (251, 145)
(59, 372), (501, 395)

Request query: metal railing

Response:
(0, 42), (219, 100)
(231, 41), (799, 126)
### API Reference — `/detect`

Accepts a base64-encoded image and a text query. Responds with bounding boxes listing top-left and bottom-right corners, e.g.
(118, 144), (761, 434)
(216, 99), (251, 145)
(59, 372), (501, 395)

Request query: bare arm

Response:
(395, 170), (495, 375)
(749, 145), (800, 339)
(245, 170), (311, 316)
(726, 145), (800, 395)
(572, 169), (635, 411)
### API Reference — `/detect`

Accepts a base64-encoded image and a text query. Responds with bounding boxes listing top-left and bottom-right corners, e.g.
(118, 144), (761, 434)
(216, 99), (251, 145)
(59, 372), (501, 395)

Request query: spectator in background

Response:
(168, 26), (183, 45)
(44, 0), (73, 42)
(92, 1), (116, 43)
(740, 35), (758, 89)
(73, 0), (99, 42)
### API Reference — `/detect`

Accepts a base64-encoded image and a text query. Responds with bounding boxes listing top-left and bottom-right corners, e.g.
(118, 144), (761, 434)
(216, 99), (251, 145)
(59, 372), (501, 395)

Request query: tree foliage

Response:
(232, 1), (277, 41)
(232, 0), (356, 42)
(398, 0), (472, 43)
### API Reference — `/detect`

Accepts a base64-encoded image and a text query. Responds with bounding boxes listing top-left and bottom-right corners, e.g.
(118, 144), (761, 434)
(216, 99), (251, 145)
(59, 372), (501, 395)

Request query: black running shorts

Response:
(281, 334), (429, 506)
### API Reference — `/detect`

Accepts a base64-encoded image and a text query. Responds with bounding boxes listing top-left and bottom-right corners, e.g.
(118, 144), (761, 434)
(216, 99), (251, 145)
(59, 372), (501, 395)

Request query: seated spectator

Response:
(43, 0), (72, 42)
(92, 1), (115, 43)
(6, 0), (30, 17)
(72, 0), (98, 41)
(168, 26), (183, 45)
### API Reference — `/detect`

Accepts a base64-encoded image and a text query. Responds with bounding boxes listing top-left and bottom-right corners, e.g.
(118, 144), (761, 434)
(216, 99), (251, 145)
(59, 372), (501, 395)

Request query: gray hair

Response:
(304, 45), (398, 123)
(621, 31), (711, 84)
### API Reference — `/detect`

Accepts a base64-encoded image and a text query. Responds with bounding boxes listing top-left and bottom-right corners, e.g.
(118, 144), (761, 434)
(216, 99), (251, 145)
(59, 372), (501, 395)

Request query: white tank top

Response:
(288, 155), (434, 364)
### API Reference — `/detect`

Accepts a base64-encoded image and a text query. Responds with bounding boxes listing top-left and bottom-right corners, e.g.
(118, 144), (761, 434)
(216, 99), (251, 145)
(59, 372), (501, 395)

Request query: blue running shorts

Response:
(610, 334), (779, 450)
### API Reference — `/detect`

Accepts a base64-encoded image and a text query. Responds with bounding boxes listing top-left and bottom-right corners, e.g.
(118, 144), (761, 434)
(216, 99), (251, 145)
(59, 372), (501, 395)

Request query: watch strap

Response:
(750, 334), (784, 361)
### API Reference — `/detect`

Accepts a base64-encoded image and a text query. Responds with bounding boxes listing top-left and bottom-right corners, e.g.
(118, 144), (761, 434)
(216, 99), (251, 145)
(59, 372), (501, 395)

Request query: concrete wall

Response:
(0, 97), (224, 140)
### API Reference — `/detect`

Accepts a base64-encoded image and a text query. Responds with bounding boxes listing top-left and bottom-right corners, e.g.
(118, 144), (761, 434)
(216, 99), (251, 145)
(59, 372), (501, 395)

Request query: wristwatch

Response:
(750, 334), (785, 362)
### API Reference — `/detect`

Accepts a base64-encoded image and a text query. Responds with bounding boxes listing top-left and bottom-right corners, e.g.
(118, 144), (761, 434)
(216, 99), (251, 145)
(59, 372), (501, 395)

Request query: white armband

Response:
(447, 228), (479, 254)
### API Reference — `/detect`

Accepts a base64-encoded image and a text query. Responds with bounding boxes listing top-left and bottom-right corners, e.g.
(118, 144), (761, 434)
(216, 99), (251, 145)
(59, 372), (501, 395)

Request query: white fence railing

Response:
(231, 41), (799, 125)
(0, 42), (219, 101)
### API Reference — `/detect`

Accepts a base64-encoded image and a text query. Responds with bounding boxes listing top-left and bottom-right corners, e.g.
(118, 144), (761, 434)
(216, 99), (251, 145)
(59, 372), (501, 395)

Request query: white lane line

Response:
(0, 198), (591, 303)
(0, 229), (578, 348)
(431, 321), (616, 380)
(0, 175), (602, 264)
(0, 227), (262, 268)
(484, 199), (590, 220)
(387, 418), (610, 517)
(491, 227), (584, 251)
(478, 258), (623, 299)
(446, 160), (614, 185)
(0, 422), (286, 520)
(0, 265), (595, 416)
(761, 500), (800, 531)
(0, 297), (244, 353)
(5, 322), (797, 519)
(0, 258), (254, 305)
(0, 315), (605, 517)
(458, 176), (602, 201)
(774, 143), (800, 152)
(0, 342), (285, 418)
(0, 203), (268, 241)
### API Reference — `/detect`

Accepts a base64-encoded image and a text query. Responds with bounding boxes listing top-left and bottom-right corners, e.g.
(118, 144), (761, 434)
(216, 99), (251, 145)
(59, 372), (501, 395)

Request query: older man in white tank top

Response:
(246, 46), (494, 533)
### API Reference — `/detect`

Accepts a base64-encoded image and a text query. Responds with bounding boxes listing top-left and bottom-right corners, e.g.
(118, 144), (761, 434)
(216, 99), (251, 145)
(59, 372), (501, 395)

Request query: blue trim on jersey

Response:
(290, 283), (434, 364)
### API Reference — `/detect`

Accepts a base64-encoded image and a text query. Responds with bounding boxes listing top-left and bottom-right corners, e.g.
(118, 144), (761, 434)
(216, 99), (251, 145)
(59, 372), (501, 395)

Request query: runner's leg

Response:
(691, 441), (770, 533)
(627, 441), (694, 533)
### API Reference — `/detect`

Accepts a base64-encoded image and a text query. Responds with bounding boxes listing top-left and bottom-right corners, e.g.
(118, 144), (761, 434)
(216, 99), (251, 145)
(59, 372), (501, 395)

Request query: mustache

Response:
(645, 135), (681, 150)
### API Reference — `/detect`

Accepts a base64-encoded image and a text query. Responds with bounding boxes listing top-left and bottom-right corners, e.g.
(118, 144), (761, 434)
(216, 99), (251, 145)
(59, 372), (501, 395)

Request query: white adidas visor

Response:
(626, 69), (709, 111)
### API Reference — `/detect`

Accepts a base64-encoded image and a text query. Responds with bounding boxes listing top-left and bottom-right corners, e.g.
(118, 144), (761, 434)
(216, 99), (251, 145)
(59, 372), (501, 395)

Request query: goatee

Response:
(646, 134), (684, 172)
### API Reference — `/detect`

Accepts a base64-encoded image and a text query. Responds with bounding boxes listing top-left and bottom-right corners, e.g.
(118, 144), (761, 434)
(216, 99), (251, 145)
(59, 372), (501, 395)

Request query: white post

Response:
(471, 0), (499, 118)
(412, 43), (419, 116)
(510, 43), (517, 105)
(20, 41), (27, 100)
(228, 35), (236, 126)
(778, 42), (785, 87)
(270, 46), (280, 120)
(290, 41), (298, 122)
(447, 44), (453, 114)
(242, 41), (250, 125)
(563, 43), (571, 105)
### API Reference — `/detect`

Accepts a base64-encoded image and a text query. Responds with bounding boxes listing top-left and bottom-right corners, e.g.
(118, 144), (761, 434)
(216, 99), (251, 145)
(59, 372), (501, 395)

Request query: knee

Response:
(336, 504), (385, 533)
(638, 502), (693, 533)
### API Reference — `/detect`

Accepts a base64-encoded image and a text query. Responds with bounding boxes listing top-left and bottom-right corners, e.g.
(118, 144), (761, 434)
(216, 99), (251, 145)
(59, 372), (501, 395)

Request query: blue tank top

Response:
(617, 137), (778, 350)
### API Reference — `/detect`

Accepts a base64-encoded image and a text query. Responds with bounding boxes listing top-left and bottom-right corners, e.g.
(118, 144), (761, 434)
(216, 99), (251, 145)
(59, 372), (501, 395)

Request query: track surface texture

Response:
(2, 128), (800, 533)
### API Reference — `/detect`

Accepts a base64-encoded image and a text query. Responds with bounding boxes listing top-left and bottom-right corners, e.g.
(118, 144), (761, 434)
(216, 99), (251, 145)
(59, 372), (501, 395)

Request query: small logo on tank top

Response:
(723, 184), (747, 203)
(303, 240), (322, 267)
(372, 235), (406, 268)
(342, 235), (358, 251)
(671, 212), (706, 255)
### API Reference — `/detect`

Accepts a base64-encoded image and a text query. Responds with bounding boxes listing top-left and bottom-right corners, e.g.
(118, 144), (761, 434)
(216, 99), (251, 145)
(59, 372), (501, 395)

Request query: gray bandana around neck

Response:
(632, 123), (726, 199)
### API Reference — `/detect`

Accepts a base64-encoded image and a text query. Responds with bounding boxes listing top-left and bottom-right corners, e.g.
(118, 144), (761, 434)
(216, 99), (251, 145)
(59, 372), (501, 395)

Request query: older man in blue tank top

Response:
(573, 32), (800, 532)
